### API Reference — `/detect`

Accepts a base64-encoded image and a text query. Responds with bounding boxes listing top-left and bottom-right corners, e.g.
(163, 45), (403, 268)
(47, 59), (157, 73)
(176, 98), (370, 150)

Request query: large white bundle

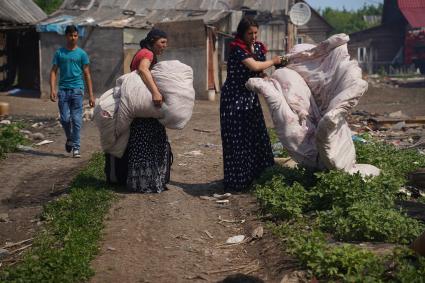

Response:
(115, 60), (195, 137)
(93, 89), (129, 157)
(95, 60), (195, 158)
(152, 60), (195, 129)
(247, 34), (379, 176)
(246, 75), (320, 168)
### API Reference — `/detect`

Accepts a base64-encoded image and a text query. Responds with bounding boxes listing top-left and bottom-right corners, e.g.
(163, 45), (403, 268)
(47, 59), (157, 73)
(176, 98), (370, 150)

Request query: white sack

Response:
(93, 89), (129, 157)
(95, 60), (195, 158)
(115, 60), (195, 138)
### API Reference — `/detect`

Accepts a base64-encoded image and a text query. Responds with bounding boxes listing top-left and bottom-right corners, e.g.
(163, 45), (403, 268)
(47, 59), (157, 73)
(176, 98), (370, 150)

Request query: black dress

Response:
(220, 43), (275, 191)
(127, 118), (168, 193)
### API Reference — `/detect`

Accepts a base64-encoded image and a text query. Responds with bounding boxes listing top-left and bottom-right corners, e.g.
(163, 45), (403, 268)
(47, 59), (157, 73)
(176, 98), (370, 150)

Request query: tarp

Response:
(36, 15), (86, 36)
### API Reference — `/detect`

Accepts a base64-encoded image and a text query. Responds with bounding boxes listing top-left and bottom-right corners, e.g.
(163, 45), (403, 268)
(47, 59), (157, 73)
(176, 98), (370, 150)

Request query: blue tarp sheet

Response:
(36, 15), (86, 36)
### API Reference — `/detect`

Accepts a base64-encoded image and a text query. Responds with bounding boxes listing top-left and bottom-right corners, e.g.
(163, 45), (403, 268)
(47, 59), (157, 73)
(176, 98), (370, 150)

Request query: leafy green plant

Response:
(255, 176), (309, 219)
(319, 201), (423, 244)
(254, 137), (425, 281)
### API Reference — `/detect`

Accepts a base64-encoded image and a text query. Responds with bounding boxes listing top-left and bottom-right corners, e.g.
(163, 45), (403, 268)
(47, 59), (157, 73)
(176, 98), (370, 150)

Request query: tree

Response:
(34, 0), (64, 15)
(320, 4), (384, 34)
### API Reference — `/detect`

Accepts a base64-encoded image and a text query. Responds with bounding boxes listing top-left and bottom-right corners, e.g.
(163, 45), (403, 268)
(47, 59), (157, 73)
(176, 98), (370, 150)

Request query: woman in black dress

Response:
(127, 29), (170, 193)
(220, 17), (284, 191)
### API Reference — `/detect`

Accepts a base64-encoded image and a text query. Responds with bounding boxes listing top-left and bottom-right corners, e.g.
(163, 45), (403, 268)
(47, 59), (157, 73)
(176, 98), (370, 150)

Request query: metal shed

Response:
(0, 0), (47, 91)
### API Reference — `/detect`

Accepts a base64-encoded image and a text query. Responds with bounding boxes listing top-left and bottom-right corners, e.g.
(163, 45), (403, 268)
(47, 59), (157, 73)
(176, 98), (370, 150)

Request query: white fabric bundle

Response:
(246, 34), (380, 176)
(93, 89), (130, 157)
(94, 60), (195, 158)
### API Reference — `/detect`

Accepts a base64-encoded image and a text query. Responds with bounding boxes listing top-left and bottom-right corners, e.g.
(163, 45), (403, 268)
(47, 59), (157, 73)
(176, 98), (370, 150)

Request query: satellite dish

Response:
(289, 2), (311, 26)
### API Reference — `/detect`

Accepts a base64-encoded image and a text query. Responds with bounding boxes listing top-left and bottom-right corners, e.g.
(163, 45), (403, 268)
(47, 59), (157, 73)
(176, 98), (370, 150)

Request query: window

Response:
(296, 36), (303, 44)
(358, 47), (367, 62)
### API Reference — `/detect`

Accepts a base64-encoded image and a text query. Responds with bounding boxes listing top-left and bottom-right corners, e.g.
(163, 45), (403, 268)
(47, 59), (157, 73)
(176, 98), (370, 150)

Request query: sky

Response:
(305, 0), (384, 11)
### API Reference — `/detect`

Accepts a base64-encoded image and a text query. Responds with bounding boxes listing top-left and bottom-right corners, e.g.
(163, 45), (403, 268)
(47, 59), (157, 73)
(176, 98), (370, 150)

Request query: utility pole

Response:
(285, 0), (295, 53)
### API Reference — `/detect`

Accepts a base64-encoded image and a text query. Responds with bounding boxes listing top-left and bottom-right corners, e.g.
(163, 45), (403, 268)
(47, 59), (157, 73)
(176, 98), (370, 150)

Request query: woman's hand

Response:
(272, 55), (282, 65)
(152, 92), (163, 107)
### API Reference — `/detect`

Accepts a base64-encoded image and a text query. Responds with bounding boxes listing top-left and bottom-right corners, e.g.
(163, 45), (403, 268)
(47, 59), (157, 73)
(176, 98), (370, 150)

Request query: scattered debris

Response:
(213, 193), (231, 200)
(16, 145), (34, 152)
(280, 270), (310, 283)
(31, 122), (44, 128)
(218, 216), (245, 224)
(107, 246), (116, 251)
(10, 244), (32, 255)
(178, 163), (188, 166)
(3, 238), (34, 249)
(216, 199), (229, 205)
(35, 140), (54, 146)
(226, 235), (245, 244)
(199, 143), (221, 148)
(0, 213), (9, 222)
(31, 132), (45, 140)
(0, 248), (10, 259)
(0, 119), (11, 125)
(184, 274), (209, 280)
(199, 196), (216, 201)
(180, 150), (203, 157)
(193, 128), (213, 133)
(204, 230), (214, 239)
(251, 226), (264, 239)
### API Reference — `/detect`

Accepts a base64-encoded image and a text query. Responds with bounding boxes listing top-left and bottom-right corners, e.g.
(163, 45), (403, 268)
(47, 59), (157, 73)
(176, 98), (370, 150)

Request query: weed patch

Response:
(254, 137), (425, 281)
(0, 123), (28, 158)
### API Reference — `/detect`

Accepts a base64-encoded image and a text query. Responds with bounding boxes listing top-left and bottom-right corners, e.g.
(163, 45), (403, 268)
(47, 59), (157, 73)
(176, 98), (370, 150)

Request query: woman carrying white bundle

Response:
(126, 28), (170, 193)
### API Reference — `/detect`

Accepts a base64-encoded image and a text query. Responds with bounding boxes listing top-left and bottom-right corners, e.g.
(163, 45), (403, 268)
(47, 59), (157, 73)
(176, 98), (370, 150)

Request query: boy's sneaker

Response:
(65, 140), (73, 153)
(72, 149), (81, 158)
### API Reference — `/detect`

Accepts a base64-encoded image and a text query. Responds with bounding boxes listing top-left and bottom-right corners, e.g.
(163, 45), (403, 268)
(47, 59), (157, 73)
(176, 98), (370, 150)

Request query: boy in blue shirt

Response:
(50, 25), (95, 158)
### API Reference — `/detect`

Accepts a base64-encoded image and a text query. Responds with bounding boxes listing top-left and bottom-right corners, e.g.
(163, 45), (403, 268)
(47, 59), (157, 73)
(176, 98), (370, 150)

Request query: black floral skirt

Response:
(127, 118), (168, 193)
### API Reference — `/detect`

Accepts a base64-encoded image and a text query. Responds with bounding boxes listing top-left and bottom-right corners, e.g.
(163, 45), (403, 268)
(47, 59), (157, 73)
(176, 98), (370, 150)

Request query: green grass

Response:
(0, 123), (28, 158)
(254, 136), (425, 282)
(0, 153), (115, 282)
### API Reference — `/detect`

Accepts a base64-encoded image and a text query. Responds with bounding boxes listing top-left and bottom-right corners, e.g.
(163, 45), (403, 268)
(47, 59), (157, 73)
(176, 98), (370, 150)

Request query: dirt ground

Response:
(0, 84), (424, 282)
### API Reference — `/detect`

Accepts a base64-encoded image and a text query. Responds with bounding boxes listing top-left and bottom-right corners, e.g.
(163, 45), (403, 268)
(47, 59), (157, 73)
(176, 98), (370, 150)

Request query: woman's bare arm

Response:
(138, 58), (163, 107)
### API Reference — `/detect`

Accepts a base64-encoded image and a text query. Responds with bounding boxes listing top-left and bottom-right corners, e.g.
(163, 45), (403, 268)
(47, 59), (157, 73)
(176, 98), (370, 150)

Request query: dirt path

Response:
(90, 101), (288, 283)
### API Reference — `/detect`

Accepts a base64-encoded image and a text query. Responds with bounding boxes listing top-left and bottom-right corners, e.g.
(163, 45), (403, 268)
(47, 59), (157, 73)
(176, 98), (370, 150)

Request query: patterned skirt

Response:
(127, 118), (168, 193)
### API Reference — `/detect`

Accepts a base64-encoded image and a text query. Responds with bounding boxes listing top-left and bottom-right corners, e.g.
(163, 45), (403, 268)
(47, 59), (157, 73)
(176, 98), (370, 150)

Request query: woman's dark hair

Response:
(65, 25), (78, 35)
(139, 28), (167, 50)
(236, 16), (258, 39)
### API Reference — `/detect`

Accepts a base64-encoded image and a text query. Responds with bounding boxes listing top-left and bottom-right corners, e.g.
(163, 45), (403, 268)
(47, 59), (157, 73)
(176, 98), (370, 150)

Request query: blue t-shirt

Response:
(52, 47), (90, 90)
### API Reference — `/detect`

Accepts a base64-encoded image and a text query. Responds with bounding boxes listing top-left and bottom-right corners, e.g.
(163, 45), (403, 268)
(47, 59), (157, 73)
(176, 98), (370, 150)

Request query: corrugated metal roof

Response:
(0, 0), (47, 24)
(61, 0), (290, 13)
(398, 0), (425, 28)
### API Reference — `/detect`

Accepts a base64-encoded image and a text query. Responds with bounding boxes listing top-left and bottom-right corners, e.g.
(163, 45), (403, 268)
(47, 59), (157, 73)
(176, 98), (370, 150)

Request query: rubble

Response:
(349, 110), (425, 150)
